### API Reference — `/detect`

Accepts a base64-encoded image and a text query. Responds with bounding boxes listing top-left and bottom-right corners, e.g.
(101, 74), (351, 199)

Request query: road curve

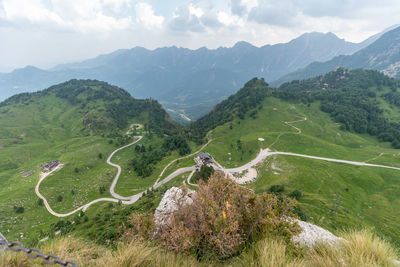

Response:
(108, 136), (143, 200)
(215, 148), (400, 177)
(37, 129), (400, 218)
(35, 136), (196, 217)
(153, 138), (212, 186)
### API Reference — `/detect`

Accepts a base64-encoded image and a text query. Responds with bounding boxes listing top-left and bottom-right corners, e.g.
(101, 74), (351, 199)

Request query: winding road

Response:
(36, 115), (400, 218)
(108, 136), (143, 200)
(35, 136), (201, 217)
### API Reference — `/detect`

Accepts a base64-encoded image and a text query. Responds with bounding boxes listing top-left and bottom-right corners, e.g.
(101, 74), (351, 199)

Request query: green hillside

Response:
(189, 69), (400, 247)
(2, 70), (400, 252)
(0, 79), (181, 242)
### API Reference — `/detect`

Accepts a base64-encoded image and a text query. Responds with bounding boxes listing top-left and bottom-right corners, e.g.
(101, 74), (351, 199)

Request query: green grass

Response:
(0, 84), (190, 243)
(206, 96), (400, 247)
(3, 82), (400, 253)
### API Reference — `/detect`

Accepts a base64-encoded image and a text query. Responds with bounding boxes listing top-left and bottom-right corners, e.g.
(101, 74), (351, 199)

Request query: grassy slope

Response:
(206, 96), (400, 247)
(0, 82), (185, 243)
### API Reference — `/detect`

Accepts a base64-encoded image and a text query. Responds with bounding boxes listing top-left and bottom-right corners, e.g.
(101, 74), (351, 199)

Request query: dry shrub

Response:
(154, 173), (299, 260)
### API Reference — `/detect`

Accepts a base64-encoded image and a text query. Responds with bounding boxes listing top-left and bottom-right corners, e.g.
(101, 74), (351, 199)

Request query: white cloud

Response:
(1, 0), (133, 33)
(188, 3), (204, 18)
(217, 12), (243, 27)
(169, 4), (204, 32)
(135, 2), (164, 29)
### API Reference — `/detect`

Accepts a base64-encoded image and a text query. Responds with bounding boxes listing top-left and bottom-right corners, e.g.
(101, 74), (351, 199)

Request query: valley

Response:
(1, 69), (400, 258)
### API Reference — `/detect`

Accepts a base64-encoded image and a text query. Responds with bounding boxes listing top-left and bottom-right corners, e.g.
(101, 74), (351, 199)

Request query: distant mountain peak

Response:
(233, 41), (256, 49)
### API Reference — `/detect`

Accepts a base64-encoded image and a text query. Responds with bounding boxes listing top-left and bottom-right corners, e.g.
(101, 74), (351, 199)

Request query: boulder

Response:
(292, 219), (341, 247)
(154, 187), (196, 228)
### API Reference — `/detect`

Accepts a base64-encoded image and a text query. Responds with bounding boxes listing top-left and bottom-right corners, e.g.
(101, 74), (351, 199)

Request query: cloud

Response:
(200, 9), (223, 28)
(230, 0), (246, 16)
(135, 2), (164, 29)
(0, 0), (133, 33)
(169, 4), (205, 32)
(169, 3), (244, 33)
(248, 0), (300, 26)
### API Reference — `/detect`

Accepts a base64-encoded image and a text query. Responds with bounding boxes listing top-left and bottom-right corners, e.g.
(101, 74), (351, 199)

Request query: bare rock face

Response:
(292, 219), (341, 247)
(154, 187), (196, 228)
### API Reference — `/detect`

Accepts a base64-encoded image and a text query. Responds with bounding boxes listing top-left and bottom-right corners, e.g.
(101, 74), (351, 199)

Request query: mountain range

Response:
(273, 25), (400, 86)
(0, 26), (395, 122)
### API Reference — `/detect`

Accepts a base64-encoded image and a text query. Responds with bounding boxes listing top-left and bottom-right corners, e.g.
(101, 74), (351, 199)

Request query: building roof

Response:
(198, 152), (212, 160)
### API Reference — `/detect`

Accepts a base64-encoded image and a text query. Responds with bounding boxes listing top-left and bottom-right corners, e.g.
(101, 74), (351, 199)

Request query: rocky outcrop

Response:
(154, 187), (196, 228)
(292, 219), (341, 247)
(154, 187), (342, 248)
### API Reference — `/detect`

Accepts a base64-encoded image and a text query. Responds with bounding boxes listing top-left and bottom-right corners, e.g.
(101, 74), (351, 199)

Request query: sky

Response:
(0, 0), (399, 72)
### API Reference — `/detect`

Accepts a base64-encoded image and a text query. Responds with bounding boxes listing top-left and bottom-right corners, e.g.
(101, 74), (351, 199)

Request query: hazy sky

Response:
(0, 0), (399, 72)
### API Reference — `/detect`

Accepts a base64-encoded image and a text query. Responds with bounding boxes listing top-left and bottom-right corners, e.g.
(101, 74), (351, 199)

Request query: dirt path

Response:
(284, 116), (307, 134)
(364, 152), (386, 163)
(268, 114), (307, 148)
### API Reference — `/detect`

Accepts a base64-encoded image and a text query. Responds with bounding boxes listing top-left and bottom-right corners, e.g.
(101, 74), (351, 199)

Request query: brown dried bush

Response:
(147, 173), (300, 260)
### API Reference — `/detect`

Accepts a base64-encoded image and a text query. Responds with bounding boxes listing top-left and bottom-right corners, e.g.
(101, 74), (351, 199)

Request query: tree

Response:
(98, 153), (103, 159)
(13, 206), (24, 214)
(57, 195), (63, 202)
(236, 140), (242, 150)
(99, 186), (106, 195)
(289, 190), (302, 200)
(135, 145), (141, 152)
(268, 185), (285, 194)
(192, 165), (215, 183)
(37, 198), (44, 206)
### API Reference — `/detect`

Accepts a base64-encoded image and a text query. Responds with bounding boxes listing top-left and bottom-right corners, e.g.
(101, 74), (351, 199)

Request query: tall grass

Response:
(1, 230), (398, 267)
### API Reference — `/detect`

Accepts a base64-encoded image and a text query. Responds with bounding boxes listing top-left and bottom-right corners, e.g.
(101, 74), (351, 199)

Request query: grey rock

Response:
(154, 187), (196, 229)
(292, 219), (341, 247)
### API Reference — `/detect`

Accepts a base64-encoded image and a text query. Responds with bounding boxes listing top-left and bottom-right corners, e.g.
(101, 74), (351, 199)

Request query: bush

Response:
(13, 206), (24, 214)
(37, 198), (44, 206)
(269, 185), (285, 194)
(289, 190), (302, 200)
(130, 173), (299, 261)
(191, 165), (214, 183)
(57, 195), (63, 202)
(99, 186), (106, 195)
